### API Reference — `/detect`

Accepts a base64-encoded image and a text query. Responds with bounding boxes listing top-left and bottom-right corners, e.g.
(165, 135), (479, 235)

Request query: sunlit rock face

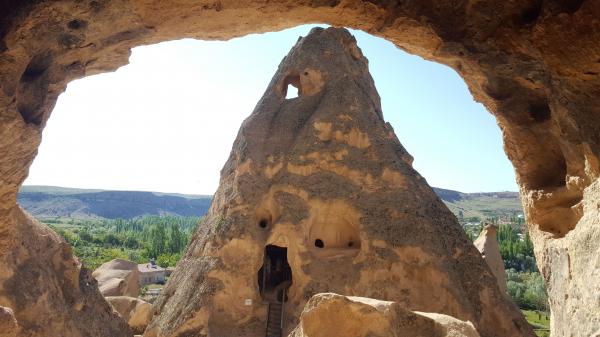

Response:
(288, 293), (481, 337)
(92, 259), (140, 298)
(144, 28), (532, 337)
(0, 208), (131, 337)
(474, 225), (507, 294)
(106, 296), (153, 335)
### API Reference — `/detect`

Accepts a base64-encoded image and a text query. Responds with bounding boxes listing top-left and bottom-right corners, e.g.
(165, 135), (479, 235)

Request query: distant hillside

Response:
(18, 186), (212, 219)
(432, 187), (523, 220)
(18, 185), (522, 221)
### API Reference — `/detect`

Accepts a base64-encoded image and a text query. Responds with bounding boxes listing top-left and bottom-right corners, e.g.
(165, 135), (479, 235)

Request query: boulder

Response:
(92, 259), (140, 297)
(106, 296), (153, 334)
(288, 293), (480, 337)
(473, 225), (507, 294)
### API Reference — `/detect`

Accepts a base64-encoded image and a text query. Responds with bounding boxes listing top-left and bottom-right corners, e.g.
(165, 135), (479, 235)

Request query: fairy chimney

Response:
(144, 27), (533, 337)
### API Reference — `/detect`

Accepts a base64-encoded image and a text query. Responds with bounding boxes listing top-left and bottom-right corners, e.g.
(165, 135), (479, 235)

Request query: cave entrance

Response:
(258, 245), (292, 303)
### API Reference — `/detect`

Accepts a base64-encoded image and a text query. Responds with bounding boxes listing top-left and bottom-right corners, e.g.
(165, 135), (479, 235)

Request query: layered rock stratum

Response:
(144, 27), (532, 337)
(0, 1), (599, 336)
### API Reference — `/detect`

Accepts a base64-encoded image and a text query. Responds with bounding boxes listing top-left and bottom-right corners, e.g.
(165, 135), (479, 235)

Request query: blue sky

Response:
(24, 25), (518, 194)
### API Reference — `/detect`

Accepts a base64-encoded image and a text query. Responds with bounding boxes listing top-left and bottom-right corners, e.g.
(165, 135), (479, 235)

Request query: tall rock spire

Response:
(145, 27), (533, 337)
(474, 224), (508, 294)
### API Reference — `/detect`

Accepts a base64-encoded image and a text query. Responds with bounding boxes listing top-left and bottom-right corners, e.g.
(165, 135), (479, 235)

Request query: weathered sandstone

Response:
(144, 27), (532, 337)
(106, 296), (153, 334)
(0, 1), (599, 336)
(288, 293), (480, 337)
(473, 225), (507, 294)
(93, 259), (140, 298)
(0, 306), (19, 337)
(0, 208), (131, 337)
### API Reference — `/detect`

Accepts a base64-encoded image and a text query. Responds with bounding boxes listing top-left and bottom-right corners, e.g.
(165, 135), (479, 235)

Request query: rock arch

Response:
(0, 1), (599, 336)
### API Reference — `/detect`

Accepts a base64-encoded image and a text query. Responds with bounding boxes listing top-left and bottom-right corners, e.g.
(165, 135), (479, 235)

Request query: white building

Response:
(138, 261), (166, 285)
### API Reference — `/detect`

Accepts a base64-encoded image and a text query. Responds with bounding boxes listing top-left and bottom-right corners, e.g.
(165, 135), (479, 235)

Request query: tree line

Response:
(464, 219), (548, 314)
(50, 215), (200, 270)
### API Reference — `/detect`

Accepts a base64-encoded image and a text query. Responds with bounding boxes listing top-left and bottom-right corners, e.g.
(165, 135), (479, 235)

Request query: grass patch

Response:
(522, 310), (550, 337)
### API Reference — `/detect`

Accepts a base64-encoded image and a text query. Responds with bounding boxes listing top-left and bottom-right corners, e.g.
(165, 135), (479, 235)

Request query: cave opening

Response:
(308, 216), (362, 251)
(258, 245), (292, 303)
(1, 0), (593, 333)
(2, 15), (560, 336)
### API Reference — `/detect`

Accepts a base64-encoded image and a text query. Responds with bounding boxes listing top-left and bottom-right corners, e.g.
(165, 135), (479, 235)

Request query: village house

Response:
(138, 260), (166, 285)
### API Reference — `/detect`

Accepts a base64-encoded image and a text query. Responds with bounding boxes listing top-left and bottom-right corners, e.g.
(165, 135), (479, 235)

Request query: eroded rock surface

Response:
(144, 28), (531, 337)
(0, 306), (19, 337)
(106, 296), (153, 334)
(0, 1), (599, 336)
(288, 293), (480, 337)
(93, 259), (140, 297)
(0, 208), (131, 337)
(473, 225), (507, 294)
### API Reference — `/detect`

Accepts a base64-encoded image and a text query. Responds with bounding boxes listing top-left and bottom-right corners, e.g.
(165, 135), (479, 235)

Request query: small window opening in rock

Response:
(314, 239), (324, 248)
(286, 83), (299, 99)
(348, 241), (354, 247)
(282, 74), (301, 99)
(259, 219), (268, 228)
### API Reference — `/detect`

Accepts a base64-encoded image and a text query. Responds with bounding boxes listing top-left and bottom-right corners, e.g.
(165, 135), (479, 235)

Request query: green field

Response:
(522, 310), (550, 337)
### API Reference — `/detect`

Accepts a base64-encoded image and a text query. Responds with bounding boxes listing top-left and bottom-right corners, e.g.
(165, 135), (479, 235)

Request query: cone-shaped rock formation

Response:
(145, 27), (533, 337)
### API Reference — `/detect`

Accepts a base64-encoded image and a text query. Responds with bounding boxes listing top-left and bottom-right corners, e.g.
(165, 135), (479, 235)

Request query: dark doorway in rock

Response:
(258, 245), (292, 303)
